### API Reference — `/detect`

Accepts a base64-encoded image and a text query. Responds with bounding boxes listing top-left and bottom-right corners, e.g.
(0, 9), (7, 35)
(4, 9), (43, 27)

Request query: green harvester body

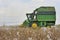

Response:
(23, 6), (56, 27)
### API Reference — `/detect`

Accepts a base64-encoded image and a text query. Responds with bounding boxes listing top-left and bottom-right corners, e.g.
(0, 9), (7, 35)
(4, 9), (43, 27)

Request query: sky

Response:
(0, 0), (60, 26)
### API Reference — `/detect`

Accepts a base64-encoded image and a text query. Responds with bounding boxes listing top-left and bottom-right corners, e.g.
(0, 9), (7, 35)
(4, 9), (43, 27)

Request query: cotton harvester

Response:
(23, 6), (56, 28)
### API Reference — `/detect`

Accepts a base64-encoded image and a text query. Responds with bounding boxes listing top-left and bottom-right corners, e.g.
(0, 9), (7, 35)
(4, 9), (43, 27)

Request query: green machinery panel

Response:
(23, 6), (56, 27)
(37, 15), (56, 21)
(36, 7), (55, 12)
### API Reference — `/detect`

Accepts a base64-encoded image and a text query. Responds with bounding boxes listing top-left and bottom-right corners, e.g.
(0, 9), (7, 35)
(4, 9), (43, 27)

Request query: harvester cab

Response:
(26, 11), (38, 28)
(26, 13), (37, 21)
(26, 8), (38, 21)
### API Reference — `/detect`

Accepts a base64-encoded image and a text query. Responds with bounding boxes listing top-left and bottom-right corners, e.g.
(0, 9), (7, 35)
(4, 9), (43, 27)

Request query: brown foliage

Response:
(0, 27), (60, 40)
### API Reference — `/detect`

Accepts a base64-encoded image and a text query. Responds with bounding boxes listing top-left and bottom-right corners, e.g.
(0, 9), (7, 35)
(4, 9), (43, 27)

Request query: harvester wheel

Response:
(32, 23), (37, 28)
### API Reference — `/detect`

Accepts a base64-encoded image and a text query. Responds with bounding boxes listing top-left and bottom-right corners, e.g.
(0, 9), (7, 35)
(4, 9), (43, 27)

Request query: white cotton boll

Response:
(28, 37), (32, 40)
(17, 32), (19, 36)
(47, 34), (52, 40)
(9, 32), (11, 34)
(13, 38), (17, 40)
(47, 34), (50, 38)
(41, 27), (47, 32)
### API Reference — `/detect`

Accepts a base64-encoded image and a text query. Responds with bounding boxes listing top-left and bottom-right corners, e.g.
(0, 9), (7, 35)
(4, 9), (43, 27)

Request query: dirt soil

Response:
(0, 26), (60, 40)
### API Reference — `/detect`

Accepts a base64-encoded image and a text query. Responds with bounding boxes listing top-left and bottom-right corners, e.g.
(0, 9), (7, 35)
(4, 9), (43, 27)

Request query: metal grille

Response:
(37, 11), (56, 15)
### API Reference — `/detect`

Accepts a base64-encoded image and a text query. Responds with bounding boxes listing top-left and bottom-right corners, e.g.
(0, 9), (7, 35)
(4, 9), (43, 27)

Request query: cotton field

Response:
(0, 26), (60, 40)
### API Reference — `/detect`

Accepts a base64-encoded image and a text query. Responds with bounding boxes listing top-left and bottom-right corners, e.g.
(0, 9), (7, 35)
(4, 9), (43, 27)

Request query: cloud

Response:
(0, 0), (60, 25)
(32, 0), (45, 2)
